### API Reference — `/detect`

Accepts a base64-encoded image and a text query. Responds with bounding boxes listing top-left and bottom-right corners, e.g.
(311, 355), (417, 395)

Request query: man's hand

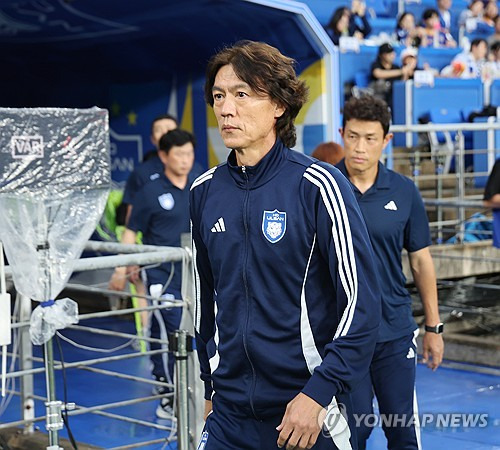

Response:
(276, 393), (325, 450)
(204, 400), (213, 421)
(108, 267), (127, 291)
(126, 265), (141, 283)
(422, 332), (444, 370)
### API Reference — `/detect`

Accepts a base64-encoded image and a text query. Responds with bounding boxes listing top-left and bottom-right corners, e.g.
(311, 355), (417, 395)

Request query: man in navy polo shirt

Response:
(337, 95), (444, 449)
(118, 128), (195, 419)
(483, 158), (500, 248)
(109, 114), (179, 333)
(122, 114), (178, 223)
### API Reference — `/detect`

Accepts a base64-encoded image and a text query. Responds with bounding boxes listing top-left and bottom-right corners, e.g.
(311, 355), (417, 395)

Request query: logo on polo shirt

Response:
(158, 193), (175, 210)
(211, 217), (225, 233)
(384, 200), (398, 211)
(150, 173), (160, 181)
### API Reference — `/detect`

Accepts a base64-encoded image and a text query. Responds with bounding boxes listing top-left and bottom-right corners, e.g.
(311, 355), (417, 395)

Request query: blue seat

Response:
(365, 0), (392, 17)
(428, 107), (462, 143)
(354, 71), (371, 88)
(368, 17), (397, 37)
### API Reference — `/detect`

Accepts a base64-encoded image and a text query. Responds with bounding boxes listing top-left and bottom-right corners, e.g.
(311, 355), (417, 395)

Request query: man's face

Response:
(438, 0), (452, 11)
(340, 119), (392, 174)
(425, 14), (439, 29)
(472, 41), (487, 60)
(381, 51), (396, 64)
(151, 118), (177, 149)
(211, 64), (285, 154)
(160, 142), (194, 177)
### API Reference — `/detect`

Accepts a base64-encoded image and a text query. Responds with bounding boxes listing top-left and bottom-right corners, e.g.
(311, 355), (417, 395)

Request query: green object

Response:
(96, 189), (124, 242)
(96, 189), (146, 351)
(130, 283), (147, 353)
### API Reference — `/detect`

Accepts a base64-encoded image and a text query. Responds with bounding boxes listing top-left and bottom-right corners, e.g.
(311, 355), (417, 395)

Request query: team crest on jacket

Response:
(158, 193), (175, 210)
(262, 209), (287, 243)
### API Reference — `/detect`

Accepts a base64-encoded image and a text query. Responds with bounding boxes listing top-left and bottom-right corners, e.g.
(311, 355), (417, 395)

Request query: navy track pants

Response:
(350, 331), (420, 450)
(197, 394), (359, 449)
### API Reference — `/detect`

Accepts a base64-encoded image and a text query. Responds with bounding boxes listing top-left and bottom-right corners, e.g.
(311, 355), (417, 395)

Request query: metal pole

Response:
(436, 156), (444, 244)
(171, 330), (193, 450)
(405, 80), (413, 147)
(456, 131), (466, 243)
(44, 339), (63, 448)
(18, 293), (34, 434)
(487, 116), (496, 170)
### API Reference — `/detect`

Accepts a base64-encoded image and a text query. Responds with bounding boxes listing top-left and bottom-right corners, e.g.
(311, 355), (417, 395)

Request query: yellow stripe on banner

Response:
(181, 81), (194, 133)
(296, 59), (325, 124)
(207, 103), (220, 167)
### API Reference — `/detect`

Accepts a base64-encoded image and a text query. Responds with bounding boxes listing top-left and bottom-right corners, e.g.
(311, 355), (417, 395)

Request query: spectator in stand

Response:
(488, 15), (500, 44)
(481, 0), (498, 29)
(311, 142), (344, 166)
(420, 8), (457, 47)
(483, 158), (500, 248)
(326, 7), (350, 45)
(395, 12), (423, 47)
(437, 0), (453, 31)
(349, 0), (372, 40)
(483, 40), (500, 79)
(466, 0), (497, 38)
(401, 47), (441, 76)
(441, 37), (488, 77)
(370, 43), (417, 106)
(326, 1), (371, 46)
(458, 0), (484, 30)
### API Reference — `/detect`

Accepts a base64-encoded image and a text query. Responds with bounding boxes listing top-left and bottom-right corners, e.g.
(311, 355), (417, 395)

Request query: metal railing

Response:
(1, 239), (202, 450)
(390, 120), (500, 243)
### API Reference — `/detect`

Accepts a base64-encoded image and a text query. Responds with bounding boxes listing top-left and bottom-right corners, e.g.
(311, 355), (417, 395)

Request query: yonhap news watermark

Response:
(321, 404), (491, 434)
(350, 412), (489, 428)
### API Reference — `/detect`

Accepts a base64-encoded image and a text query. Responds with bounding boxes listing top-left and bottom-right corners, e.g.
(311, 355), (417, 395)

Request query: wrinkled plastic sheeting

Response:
(30, 298), (79, 346)
(0, 108), (110, 343)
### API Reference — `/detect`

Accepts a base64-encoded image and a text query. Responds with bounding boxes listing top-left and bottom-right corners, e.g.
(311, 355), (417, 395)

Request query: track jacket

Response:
(190, 139), (381, 419)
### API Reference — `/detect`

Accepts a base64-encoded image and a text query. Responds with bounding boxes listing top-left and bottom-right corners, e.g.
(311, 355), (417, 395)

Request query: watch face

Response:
(426, 323), (444, 333)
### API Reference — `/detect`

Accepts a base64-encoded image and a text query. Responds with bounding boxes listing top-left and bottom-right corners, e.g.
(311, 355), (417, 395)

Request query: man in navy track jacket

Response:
(190, 40), (381, 450)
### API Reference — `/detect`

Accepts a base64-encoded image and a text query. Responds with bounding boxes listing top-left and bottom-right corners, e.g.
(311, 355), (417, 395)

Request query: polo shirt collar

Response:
(337, 159), (391, 191)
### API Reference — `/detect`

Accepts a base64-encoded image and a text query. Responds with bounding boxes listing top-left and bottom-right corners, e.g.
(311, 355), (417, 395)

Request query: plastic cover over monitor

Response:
(0, 107), (110, 303)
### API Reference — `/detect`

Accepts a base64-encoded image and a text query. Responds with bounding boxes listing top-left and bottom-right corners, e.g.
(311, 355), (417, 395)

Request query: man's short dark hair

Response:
(158, 129), (196, 154)
(204, 40), (309, 148)
(151, 114), (178, 133)
(422, 8), (439, 21)
(471, 38), (487, 48)
(342, 95), (392, 136)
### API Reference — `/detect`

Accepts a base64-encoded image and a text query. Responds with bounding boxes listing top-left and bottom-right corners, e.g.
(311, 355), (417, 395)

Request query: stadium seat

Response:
(354, 71), (371, 88)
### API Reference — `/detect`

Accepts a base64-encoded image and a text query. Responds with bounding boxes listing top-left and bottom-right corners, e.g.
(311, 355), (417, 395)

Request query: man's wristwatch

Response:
(425, 323), (444, 334)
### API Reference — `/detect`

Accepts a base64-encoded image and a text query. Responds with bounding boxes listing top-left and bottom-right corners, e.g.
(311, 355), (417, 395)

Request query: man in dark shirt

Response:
(483, 158), (500, 248)
(370, 43), (416, 107)
(337, 95), (444, 449)
(121, 114), (178, 223)
(112, 129), (195, 419)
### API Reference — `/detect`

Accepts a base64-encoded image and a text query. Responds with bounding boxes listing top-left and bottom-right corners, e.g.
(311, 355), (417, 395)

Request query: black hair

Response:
(397, 12), (414, 29)
(342, 95), (392, 137)
(158, 129), (196, 154)
(470, 38), (488, 48)
(422, 8), (439, 21)
(204, 40), (308, 148)
(326, 7), (350, 33)
(151, 114), (178, 133)
(491, 40), (500, 52)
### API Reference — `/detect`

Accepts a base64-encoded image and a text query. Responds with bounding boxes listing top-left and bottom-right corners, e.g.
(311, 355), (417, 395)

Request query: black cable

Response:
(55, 335), (78, 450)
(0, 434), (11, 450)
